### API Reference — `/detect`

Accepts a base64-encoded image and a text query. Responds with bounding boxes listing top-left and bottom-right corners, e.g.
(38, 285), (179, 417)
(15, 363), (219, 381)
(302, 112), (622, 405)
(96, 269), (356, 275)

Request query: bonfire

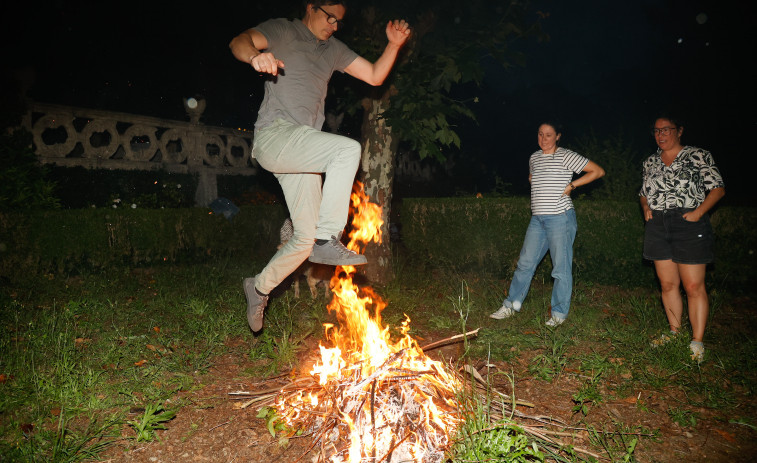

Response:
(233, 182), (606, 462)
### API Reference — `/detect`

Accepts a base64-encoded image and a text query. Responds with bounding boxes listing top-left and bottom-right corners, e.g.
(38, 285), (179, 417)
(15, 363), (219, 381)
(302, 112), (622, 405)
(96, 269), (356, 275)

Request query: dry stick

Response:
(384, 383), (410, 463)
(292, 422), (332, 463)
(521, 426), (603, 460)
(345, 348), (407, 395)
(420, 328), (481, 352)
(465, 366), (535, 408)
(557, 424), (656, 437)
(209, 420), (231, 431)
(370, 379), (377, 462)
(232, 376), (315, 396)
(376, 424), (413, 463)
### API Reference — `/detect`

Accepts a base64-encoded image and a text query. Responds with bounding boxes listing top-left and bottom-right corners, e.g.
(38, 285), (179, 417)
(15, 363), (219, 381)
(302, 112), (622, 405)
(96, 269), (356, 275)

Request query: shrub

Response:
(0, 128), (59, 210)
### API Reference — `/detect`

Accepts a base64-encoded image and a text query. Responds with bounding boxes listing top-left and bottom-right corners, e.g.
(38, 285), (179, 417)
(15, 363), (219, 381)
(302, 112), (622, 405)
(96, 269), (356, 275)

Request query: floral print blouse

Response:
(639, 146), (724, 211)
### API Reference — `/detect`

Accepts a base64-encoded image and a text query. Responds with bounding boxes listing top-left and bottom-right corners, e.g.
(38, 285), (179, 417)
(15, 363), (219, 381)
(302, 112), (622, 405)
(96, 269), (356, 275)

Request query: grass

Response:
(1, 257), (755, 462)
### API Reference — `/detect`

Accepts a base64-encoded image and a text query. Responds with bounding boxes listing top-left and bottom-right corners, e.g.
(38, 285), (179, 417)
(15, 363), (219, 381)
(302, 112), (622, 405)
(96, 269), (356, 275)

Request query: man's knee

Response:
(341, 138), (361, 163)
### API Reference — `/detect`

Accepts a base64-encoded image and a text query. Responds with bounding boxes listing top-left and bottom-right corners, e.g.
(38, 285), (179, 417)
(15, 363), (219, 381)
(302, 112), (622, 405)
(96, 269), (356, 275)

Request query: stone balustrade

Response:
(21, 101), (257, 206)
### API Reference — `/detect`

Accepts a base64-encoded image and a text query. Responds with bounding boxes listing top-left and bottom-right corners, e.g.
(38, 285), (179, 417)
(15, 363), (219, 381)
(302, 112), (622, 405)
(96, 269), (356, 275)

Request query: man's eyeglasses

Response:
(318, 6), (345, 28)
(651, 127), (678, 136)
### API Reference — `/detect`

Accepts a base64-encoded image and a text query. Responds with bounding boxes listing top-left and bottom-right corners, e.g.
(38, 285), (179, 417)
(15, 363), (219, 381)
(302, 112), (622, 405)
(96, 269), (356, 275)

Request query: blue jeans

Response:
(503, 209), (577, 320)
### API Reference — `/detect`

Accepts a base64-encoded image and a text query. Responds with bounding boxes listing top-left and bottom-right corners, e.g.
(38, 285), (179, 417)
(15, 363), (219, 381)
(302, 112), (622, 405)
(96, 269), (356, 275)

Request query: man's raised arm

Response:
(344, 19), (411, 86)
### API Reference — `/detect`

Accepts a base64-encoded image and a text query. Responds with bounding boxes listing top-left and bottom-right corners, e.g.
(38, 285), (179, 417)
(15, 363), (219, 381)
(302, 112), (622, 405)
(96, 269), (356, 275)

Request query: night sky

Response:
(3, 0), (754, 199)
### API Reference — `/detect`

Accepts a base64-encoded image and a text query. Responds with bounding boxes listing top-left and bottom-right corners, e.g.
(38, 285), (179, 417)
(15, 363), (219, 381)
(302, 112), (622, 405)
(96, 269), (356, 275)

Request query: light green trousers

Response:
(251, 119), (361, 293)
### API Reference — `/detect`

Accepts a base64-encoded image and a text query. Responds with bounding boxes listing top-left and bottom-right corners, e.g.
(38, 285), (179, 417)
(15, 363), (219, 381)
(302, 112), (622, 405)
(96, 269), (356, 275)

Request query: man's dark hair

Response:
(304, 0), (347, 12)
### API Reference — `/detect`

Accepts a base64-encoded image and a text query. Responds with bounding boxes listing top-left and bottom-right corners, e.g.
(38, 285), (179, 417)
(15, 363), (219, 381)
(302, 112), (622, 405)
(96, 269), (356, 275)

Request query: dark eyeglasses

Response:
(317, 6), (345, 28)
(651, 127), (678, 136)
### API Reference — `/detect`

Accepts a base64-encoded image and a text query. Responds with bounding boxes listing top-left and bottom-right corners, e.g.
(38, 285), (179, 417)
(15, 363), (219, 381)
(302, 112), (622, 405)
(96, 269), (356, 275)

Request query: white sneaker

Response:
(489, 306), (515, 320)
(545, 316), (565, 327)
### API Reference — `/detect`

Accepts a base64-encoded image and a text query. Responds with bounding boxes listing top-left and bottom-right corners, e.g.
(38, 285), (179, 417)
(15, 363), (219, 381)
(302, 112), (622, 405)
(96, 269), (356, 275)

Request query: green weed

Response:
(667, 407), (698, 428)
(572, 372), (605, 416)
(9, 410), (120, 463)
(528, 328), (570, 382)
(586, 422), (647, 463)
(451, 369), (544, 462)
(127, 402), (177, 442)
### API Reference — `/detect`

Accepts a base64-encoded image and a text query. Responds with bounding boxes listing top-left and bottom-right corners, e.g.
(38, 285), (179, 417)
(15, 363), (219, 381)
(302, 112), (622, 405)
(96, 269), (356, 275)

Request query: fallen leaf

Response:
(51, 408), (61, 416)
(713, 428), (737, 443)
(153, 326), (160, 333)
(0, 374), (7, 383)
(621, 396), (638, 404)
(20, 423), (34, 435)
(134, 359), (148, 367)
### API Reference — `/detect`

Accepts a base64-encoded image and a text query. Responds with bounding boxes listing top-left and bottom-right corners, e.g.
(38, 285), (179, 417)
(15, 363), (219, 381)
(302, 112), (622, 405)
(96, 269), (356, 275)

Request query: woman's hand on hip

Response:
(683, 209), (703, 222)
(643, 208), (653, 222)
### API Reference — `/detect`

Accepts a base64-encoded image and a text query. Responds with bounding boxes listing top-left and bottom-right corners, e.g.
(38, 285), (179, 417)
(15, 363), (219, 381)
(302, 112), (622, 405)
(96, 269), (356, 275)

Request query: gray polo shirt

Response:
(253, 18), (358, 131)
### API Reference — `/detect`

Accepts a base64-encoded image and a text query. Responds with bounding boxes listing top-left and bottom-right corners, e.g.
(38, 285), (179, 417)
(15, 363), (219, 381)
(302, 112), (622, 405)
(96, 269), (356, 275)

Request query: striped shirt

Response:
(529, 147), (589, 215)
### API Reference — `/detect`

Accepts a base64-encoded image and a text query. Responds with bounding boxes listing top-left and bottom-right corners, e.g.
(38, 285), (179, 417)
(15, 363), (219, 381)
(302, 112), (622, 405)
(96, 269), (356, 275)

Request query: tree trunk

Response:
(358, 96), (397, 285)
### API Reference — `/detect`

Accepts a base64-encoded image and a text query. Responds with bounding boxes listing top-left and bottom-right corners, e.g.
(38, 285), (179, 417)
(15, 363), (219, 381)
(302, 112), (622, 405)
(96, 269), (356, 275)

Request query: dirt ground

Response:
(100, 305), (757, 463)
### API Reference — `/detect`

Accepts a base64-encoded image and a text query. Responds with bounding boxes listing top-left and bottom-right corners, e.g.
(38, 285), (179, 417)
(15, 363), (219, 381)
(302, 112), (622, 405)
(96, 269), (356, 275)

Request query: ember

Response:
(274, 182), (462, 463)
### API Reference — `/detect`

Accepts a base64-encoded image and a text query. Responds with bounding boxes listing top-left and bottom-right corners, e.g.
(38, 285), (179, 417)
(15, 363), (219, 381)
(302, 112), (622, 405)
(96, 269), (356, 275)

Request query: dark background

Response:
(2, 0), (754, 200)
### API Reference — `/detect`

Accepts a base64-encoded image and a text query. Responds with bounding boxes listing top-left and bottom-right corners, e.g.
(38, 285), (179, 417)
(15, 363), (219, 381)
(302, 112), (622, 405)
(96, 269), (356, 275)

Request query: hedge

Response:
(0, 204), (288, 276)
(2, 199), (754, 289)
(400, 197), (757, 289)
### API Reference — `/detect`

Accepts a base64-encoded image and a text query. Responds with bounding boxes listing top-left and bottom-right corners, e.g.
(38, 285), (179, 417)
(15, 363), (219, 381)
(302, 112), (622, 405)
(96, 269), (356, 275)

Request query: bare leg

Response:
(678, 263), (708, 342)
(654, 259), (683, 333)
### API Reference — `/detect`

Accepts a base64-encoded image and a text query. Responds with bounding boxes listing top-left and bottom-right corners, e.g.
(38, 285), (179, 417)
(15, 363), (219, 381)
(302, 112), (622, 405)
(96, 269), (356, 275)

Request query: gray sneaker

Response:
(309, 235), (367, 266)
(244, 277), (268, 332)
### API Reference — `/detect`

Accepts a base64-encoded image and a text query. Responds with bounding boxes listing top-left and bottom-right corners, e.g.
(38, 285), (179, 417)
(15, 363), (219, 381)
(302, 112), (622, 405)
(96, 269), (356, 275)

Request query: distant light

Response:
(677, 38), (683, 44)
(187, 97), (198, 109)
(696, 13), (708, 24)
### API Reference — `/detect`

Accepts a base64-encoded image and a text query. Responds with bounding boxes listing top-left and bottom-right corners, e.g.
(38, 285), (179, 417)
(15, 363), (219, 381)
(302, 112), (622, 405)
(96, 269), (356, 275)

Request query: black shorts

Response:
(643, 208), (714, 264)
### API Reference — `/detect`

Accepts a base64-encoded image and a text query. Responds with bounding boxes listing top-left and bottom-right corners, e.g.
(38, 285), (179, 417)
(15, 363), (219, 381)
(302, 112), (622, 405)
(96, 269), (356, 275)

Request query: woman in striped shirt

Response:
(490, 122), (605, 326)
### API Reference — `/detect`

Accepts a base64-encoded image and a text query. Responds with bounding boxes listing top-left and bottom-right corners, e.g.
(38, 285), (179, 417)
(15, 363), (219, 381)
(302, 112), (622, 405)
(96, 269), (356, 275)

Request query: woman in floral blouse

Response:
(639, 115), (725, 363)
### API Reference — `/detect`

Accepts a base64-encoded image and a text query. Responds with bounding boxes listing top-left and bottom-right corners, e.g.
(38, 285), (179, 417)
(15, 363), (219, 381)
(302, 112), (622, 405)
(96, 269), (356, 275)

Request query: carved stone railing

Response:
(21, 101), (257, 206)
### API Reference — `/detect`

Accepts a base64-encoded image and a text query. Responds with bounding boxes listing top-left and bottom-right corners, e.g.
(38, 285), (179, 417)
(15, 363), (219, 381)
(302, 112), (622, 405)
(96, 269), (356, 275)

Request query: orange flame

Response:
(275, 181), (459, 463)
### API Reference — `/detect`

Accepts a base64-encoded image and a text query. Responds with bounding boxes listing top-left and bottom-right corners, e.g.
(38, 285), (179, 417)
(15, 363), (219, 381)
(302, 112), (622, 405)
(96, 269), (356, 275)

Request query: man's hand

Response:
(386, 19), (411, 47)
(250, 52), (285, 76)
